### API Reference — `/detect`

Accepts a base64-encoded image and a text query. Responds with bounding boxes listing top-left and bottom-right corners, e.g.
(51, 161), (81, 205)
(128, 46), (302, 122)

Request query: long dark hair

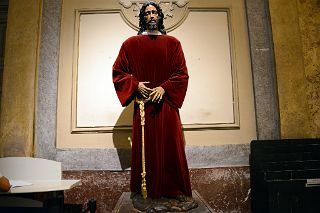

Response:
(138, 2), (166, 35)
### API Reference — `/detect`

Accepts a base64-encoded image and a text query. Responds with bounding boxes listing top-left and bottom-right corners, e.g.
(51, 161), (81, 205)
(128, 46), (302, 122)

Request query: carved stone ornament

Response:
(119, 0), (189, 32)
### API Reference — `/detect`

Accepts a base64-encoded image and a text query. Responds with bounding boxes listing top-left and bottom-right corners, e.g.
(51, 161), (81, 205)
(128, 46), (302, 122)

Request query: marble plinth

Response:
(112, 190), (214, 213)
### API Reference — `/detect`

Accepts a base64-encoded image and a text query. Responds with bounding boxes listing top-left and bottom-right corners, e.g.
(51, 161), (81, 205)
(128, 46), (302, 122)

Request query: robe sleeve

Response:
(160, 41), (189, 109)
(112, 42), (139, 107)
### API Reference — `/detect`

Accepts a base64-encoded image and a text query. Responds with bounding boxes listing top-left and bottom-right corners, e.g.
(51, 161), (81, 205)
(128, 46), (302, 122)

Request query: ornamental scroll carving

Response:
(119, 0), (189, 32)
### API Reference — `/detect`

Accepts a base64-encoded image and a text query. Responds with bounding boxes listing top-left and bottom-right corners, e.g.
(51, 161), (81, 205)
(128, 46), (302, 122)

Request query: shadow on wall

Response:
(112, 102), (134, 171)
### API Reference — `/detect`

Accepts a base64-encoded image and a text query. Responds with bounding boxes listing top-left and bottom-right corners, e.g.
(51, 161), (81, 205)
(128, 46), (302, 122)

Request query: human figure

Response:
(113, 2), (197, 211)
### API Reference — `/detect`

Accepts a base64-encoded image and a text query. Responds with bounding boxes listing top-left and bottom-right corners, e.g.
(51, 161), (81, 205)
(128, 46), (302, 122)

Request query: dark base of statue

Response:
(131, 193), (198, 212)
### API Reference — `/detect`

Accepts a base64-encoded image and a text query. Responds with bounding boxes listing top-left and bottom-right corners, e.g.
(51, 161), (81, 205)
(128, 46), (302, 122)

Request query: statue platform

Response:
(112, 190), (214, 212)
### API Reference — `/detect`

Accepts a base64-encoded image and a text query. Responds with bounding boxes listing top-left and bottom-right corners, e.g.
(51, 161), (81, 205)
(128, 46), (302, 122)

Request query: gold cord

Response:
(135, 97), (150, 199)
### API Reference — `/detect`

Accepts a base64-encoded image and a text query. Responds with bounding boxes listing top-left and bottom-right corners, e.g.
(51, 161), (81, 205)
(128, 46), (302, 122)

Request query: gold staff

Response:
(136, 97), (150, 199)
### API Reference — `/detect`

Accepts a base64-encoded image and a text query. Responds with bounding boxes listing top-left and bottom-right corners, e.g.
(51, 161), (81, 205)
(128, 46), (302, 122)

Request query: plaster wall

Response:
(269, 0), (320, 138)
(0, 0), (42, 157)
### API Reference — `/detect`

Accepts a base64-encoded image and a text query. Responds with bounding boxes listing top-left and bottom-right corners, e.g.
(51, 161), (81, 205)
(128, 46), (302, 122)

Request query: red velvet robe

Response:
(113, 34), (192, 198)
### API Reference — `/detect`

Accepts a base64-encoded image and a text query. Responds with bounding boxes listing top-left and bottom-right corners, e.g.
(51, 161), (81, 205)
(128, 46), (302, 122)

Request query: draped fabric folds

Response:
(113, 35), (192, 198)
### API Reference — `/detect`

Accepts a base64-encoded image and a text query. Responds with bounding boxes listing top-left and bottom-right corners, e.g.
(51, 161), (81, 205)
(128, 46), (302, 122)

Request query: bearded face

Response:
(144, 5), (159, 31)
(147, 19), (158, 30)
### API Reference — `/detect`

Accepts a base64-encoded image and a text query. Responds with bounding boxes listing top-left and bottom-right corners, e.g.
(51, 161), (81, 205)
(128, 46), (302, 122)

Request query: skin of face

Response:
(144, 5), (159, 30)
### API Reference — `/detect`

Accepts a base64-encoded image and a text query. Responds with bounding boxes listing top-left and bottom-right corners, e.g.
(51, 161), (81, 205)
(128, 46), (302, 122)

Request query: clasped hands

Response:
(138, 81), (164, 103)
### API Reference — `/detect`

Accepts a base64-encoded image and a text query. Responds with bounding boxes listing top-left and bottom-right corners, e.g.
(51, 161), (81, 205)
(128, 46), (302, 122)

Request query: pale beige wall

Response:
(0, 0), (42, 156)
(269, 0), (320, 138)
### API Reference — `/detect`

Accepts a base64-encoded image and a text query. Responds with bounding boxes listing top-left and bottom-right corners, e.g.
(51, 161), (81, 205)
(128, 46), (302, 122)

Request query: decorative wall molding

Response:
(70, 9), (239, 133)
(119, 0), (188, 8)
(119, 0), (189, 32)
